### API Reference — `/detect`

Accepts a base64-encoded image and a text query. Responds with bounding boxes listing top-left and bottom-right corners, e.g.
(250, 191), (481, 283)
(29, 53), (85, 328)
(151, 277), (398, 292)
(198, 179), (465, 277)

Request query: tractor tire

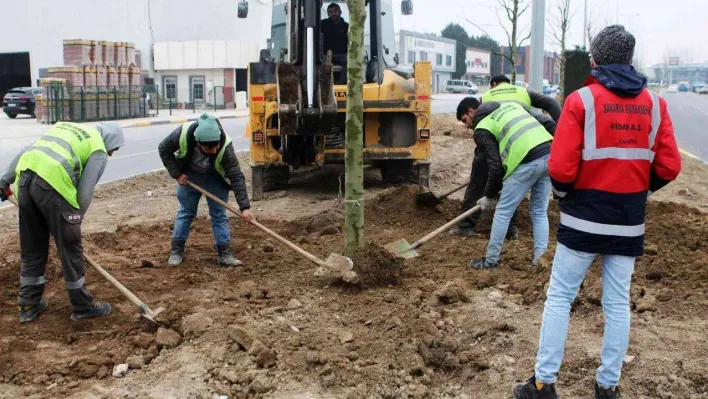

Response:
(251, 165), (290, 201)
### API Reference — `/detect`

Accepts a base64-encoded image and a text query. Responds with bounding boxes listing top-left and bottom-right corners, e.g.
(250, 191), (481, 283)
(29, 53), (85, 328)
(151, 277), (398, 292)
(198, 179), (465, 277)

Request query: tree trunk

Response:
(344, 0), (366, 256)
(510, 0), (519, 83)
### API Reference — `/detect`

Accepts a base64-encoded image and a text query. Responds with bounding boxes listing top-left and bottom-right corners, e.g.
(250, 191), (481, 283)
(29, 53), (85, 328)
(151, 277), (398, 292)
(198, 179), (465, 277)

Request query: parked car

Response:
(515, 81), (529, 88)
(543, 84), (560, 95)
(3, 87), (41, 118)
(678, 82), (689, 92)
(698, 86), (708, 95)
(446, 79), (479, 94)
(666, 85), (679, 93)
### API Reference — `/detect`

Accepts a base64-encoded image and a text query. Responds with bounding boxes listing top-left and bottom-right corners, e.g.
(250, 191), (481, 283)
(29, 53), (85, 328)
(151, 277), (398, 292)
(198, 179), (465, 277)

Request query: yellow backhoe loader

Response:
(239, 0), (432, 200)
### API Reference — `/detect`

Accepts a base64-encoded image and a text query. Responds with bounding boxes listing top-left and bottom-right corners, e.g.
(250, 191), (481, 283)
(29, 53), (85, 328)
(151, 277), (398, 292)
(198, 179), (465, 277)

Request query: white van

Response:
(446, 80), (479, 94)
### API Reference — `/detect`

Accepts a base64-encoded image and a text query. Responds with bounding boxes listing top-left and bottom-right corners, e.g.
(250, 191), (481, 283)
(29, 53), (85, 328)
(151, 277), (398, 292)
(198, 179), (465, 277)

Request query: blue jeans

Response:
(485, 154), (551, 264)
(172, 173), (231, 247)
(535, 243), (635, 388)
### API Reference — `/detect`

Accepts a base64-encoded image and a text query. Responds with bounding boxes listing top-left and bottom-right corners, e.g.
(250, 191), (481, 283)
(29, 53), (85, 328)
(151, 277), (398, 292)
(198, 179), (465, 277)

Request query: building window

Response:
(419, 51), (427, 61)
(163, 76), (177, 100)
(436, 53), (443, 66)
(447, 55), (453, 66)
(190, 76), (205, 102)
(408, 51), (415, 63)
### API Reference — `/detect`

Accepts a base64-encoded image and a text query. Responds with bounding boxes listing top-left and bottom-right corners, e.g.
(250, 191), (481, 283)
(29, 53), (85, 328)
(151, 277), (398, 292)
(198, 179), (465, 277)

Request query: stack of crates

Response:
(42, 38), (146, 123)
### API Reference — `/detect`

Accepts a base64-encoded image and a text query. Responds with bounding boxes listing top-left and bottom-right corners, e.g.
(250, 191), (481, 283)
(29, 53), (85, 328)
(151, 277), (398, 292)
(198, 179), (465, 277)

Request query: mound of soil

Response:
(0, 186), (707, 398)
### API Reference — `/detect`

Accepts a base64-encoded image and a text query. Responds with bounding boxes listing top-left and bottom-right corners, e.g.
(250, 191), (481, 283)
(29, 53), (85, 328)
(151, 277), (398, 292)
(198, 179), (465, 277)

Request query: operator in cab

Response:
(321, 3), (349, 58)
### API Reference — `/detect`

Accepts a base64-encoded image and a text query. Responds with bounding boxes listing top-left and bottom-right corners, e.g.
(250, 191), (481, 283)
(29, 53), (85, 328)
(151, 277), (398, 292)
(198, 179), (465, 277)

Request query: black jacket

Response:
(158, 121), (251, 211)
(526, 89), (562, 122)
(321, 18), (349, 55)
(472, 102), (556, 198)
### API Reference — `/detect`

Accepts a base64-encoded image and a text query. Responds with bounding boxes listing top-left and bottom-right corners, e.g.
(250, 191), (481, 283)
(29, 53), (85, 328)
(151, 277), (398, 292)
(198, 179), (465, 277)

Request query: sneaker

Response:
(216, 244), (243, 267)
(168, 239), (186, 266)
(470, 257), (499, 270)
(71, 302), (112, 320)
(448, 227), (476, 237)
(19, 299), (48, 323)
(595, 382), (621, 399)
(513, 375), (559, 399)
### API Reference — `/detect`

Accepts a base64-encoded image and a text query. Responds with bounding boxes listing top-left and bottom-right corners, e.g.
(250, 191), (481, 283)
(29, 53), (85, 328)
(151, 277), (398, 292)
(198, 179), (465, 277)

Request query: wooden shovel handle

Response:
(185, 181), (328, 268)
(409, 205), (482, 250)
(437, 181), (470, 199)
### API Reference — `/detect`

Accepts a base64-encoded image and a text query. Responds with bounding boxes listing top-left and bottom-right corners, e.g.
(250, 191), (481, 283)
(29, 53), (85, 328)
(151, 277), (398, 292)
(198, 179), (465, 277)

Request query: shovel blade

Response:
(415, 191), (442, 207)
(384, 239), (420, 259)
(141, 306), (165, 324)
(325, 253), (354, 273)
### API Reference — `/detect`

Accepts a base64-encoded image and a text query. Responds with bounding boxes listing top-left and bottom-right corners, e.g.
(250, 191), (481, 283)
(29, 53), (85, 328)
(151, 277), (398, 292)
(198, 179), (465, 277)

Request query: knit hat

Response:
(194, 114), (221, 142)
(590, 25), (635, 66)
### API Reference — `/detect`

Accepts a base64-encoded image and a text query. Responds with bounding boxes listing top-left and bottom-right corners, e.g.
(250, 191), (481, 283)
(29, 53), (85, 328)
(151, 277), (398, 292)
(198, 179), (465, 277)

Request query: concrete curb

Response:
(125, 113), (248, 128)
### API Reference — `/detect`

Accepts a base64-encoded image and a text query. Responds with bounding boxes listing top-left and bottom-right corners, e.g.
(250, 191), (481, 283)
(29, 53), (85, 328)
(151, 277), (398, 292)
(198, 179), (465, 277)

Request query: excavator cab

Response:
(243, 0), (431, 200)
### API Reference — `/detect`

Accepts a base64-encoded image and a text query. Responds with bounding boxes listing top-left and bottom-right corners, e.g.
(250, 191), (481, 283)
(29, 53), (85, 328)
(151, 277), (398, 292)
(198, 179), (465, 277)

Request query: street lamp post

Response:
(529, 0), (546, 92)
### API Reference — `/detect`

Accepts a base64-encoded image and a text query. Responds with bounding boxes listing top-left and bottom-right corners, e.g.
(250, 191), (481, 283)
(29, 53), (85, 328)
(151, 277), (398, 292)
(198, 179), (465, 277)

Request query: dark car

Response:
(3, 87), (42, 118)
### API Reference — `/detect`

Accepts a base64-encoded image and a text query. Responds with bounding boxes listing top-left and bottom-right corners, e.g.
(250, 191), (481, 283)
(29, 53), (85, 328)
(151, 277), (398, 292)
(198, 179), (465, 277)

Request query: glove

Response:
(0, 187), (12, 202)
(477, 196), (498, 212)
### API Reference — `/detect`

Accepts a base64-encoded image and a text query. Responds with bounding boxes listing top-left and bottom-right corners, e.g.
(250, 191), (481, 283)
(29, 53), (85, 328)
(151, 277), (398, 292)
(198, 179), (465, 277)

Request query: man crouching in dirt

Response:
(456, 97), (556, 269)
(511, 26), (681, 399)
(158, 113), (253, 266)
(0, 122), (124, 322)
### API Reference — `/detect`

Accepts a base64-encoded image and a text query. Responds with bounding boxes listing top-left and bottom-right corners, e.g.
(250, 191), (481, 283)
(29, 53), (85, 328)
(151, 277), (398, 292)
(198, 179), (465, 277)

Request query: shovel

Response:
(415, 180), (470, 207)
(6, 196), (164, 324)
(185, 181), (357, 282)
(384, 205), (482, 259)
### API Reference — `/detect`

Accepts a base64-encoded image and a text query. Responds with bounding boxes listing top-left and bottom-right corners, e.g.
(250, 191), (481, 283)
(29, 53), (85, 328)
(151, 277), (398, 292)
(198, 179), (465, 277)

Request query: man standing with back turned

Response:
(512, 26), (681, 399)
(0, 122), (125, 322)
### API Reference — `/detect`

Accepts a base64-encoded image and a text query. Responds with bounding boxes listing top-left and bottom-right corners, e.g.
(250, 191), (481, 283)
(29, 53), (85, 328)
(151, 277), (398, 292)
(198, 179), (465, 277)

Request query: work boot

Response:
(71, 302), (112, 320)
(470, 257), (499, 270)
(168, 239), (186, 266)
(506, 225), (519, 240)
(216, 244), (243, 267)
(512, 375), (559, 399)
(448, 226), (476, 237)
(18, 299), (48, 323)
(595, 382), (621, 399)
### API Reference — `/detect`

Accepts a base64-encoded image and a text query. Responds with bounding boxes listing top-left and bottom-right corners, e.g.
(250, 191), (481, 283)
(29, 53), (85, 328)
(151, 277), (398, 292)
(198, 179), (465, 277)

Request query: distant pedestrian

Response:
(512, 25), (682, 399)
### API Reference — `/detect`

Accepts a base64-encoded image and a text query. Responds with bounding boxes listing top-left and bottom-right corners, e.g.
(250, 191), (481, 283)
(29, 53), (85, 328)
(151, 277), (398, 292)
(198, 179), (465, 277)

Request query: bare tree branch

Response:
(518, 29), (532, 48)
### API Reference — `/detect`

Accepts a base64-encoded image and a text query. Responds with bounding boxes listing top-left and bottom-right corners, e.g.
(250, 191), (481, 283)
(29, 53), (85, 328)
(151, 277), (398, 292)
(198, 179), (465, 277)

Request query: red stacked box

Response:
(102, 41), (115, 65)
(118, 67), (130, 87)
(48, 67), (84, 89)
(63, 40), (91, 66)
(114, 42), (127, 66)
(95, 66), (107, 88)
(134, 50), (142, 69)
(126, 42), (136, 66)
(90, 40), (103, 65)
(106, 66), (119, 88)
(128, 66), (142, 86)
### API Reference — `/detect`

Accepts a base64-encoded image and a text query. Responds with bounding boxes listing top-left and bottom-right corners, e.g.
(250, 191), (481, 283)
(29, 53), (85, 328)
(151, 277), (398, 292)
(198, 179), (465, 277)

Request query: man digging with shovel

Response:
(158, 114), (253, 267)
(0, 122), (124, 322)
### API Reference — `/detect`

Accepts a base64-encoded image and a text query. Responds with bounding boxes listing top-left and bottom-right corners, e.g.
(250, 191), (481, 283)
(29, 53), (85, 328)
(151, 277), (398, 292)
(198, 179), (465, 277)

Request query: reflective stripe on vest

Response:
(560, 212), (645, 237)
(578, 87), (661, 162)
(177, 122), (233, 182)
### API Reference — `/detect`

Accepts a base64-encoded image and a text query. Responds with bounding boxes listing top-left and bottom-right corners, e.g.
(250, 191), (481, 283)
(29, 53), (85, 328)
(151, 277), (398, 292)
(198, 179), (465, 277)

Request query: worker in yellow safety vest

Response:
(0, 122), (125, 323)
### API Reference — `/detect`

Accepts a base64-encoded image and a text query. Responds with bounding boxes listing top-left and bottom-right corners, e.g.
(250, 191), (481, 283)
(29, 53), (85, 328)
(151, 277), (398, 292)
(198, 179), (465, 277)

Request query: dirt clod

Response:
(181, 313), (214, 339)
(255, 348), (277, 368)
(350, 243), (405, 286)
(155, 328), (182, 349)
(434, 279), (471, 304)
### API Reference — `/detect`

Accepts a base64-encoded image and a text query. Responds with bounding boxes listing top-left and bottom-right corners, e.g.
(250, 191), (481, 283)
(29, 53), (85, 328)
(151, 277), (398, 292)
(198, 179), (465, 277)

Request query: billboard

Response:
(669, 57), (680, 66)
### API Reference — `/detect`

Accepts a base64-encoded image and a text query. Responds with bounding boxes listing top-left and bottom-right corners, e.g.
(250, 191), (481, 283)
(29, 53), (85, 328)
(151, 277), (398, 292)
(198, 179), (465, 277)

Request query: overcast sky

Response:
(391, 0), (708, 68)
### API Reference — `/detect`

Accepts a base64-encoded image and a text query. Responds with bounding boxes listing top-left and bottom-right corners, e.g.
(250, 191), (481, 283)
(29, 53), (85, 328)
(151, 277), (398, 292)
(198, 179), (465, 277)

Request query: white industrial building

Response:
(398, 30), (456, 93)
(463, 47), (491, 83)
(1, 0), (271, 102)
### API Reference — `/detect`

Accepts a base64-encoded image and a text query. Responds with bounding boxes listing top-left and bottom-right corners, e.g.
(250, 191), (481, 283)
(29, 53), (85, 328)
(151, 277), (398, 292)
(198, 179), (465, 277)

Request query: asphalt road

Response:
(1, 91), (703, 196)
(663, 92), (708, 162)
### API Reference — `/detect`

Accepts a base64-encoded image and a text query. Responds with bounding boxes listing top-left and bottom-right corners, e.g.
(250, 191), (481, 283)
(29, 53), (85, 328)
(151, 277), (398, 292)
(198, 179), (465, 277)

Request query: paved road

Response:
(663, 92), (708, 162)
(0, 118), (251, 184)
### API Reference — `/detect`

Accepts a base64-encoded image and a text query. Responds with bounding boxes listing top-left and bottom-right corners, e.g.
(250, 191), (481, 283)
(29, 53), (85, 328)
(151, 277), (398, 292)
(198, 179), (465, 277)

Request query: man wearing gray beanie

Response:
(512, 25), (682, 399)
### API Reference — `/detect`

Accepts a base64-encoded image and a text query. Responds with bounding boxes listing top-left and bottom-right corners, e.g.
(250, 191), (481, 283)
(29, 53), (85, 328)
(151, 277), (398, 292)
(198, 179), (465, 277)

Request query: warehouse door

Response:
(0, 52), (31, 99)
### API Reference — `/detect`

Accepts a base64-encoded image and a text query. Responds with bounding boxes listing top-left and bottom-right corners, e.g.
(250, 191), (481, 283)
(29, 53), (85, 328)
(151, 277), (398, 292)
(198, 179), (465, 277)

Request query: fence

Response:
(40, 83), (160, 124)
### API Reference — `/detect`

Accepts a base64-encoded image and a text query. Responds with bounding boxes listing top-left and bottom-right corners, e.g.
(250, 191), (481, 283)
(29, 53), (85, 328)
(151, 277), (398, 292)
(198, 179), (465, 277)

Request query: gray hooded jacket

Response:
(0, 122), (125, 213)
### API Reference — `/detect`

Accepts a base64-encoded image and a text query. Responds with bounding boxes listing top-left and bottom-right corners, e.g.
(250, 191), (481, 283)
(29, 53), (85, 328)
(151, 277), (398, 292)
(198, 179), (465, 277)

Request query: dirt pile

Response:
(0, 186), (707, 398)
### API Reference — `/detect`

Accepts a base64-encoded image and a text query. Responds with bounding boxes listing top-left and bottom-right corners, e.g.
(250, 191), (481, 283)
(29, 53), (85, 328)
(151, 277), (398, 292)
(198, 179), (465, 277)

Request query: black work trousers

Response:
(459, 147), (519, 229)
(17, 171), (93, 312)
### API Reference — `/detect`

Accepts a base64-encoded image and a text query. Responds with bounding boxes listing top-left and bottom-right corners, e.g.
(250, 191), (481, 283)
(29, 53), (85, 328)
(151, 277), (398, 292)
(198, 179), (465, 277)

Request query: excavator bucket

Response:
(277, 62), (301, 135)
